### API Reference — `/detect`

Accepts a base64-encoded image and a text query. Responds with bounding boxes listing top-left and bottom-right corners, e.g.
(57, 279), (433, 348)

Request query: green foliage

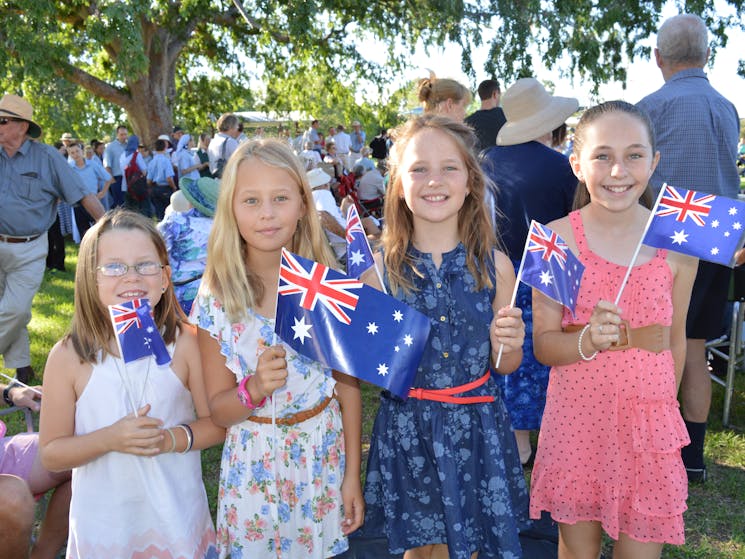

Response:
(0, 1), (742, 139)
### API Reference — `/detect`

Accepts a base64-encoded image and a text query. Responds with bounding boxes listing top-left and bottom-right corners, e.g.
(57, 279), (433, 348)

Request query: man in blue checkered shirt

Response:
(638, 13), (740, 484)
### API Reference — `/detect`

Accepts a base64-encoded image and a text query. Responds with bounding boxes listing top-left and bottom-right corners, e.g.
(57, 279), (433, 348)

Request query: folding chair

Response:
(706, 266), (745, 427)
(0, 405), (35, 435)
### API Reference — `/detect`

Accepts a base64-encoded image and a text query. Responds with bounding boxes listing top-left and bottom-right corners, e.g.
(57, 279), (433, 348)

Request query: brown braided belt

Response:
(247, 396), (334, 426)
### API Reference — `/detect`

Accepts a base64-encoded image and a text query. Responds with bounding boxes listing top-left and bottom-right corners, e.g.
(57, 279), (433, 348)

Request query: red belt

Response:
(408, 370), (494, 404)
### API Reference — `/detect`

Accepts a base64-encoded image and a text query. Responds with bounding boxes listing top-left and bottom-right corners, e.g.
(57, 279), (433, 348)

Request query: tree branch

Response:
(55, 62), (132, 110)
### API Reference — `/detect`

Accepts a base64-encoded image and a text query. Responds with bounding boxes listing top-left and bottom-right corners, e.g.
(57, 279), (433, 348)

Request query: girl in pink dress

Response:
(530, 101), (698, 558)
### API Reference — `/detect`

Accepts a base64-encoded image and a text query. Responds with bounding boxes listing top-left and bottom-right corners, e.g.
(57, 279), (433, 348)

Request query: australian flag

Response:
(643, 184), (745, 267)
(108, 298), (171, 366)
(520, 221), (584, 314)
(275, 248), (430, 399)
(346, 204), (375, 278)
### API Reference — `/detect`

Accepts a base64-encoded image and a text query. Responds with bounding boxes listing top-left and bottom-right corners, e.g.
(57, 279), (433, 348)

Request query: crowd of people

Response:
(0, 11), (741, 559)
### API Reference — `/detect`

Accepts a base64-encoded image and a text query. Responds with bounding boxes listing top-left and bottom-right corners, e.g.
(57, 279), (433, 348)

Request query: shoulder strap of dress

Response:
(568, 210), (587, 254)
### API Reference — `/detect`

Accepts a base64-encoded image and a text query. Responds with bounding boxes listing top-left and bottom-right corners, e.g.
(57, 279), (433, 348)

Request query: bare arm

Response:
(39, 341), (164, 472)
(158, 325), (226, 453)
(668, 253), (698, 389)
(197, 328), (288, 428)
(333, 370), (364, 534)
(318, 210), (346, 239)
(491, 250), (524, 374)
(80, 193), (106, 221)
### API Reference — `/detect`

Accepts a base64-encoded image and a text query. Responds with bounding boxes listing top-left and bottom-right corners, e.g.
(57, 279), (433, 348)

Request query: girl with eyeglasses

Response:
(38, 209), (224, 558)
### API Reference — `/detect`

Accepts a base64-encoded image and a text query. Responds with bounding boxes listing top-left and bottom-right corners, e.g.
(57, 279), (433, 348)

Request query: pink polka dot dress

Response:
(529, 210), (690, 544)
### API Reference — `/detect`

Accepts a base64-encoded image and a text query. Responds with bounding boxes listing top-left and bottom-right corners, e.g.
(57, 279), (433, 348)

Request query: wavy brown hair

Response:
(203, 139), (337, 322)
(67, 209), (184, 364)
(572, 100), (656, 211)
(382, 114), (497, 295)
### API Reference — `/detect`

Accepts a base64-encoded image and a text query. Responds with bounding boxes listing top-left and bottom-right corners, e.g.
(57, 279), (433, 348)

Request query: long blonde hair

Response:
(203, 139), (337, 321)
(383, 114), (496, 295)
(67, 209), (184, 363)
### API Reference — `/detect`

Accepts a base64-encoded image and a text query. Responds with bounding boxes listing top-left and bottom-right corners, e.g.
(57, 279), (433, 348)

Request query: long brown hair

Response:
(202, 139), (336, 322)
(382, 114), (496, 295)
(571, 100), (656, 210)
(67, 209), (184, 363)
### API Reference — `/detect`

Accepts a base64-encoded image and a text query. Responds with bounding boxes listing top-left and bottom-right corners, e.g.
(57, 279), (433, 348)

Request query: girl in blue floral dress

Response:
(363, 114), (530, 558)
(191, 140), (364, 559)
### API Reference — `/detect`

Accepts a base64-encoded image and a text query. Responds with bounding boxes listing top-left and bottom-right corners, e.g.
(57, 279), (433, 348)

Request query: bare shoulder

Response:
(666, 251), (698, 278)
(492, 249), (514, 276)
(547, 215), (572, 239)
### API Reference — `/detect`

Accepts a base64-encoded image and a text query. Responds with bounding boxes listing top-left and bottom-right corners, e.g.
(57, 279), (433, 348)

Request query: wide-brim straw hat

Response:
(497, 78), (578, 146)
(0, 94), (42, 139)
(179, 176), (219, 217)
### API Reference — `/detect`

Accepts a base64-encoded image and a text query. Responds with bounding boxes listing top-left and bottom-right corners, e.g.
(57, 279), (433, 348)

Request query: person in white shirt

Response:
(207, 113), (240, 177)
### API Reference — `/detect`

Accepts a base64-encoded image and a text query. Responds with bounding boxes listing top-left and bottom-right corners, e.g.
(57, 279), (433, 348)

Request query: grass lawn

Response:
(4, 239), (745, 558)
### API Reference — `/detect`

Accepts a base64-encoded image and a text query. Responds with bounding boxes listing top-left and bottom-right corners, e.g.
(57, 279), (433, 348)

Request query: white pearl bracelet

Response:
(578, 324), (598, 361)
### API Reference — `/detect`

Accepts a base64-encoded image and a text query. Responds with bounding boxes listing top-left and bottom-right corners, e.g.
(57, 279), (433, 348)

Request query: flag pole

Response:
(0, 372), (43, 396)
(613, 185), (666, 306)
(494, 221), (532, 369)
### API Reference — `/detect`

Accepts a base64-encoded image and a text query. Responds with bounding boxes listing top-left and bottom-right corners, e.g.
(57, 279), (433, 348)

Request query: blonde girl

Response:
(363, 114), (529, 558)
(530, 101), (698, 559)
(192, 139), (364, 558)
(39, 209), (224, 558)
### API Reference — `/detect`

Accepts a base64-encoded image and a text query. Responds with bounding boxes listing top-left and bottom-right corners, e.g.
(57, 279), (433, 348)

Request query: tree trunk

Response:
(59, 25), (185, 146)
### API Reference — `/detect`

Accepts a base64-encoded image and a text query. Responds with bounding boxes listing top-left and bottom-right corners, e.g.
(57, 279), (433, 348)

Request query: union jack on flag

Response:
(110, 300), (143, 336)
(519, 221), (584, 314)
(108, 298), (171, 365)
(655, 184), (715, 226)
(274, 249), (431, 399)
(345, 205), (375, 278)
(643, 185), (745, 267)
(279, 248), (363, 325)
(527, 221), (569, 270)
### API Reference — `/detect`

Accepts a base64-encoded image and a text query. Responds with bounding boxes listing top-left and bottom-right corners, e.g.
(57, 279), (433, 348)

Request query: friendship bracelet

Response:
(165, 428), (177, 453)
(578, 324), (599, 362)
(177, 423), (194, 454)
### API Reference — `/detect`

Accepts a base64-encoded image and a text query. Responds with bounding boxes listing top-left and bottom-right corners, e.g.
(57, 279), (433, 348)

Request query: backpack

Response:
(212, 139), (228, 179)
(124, 153), (149, 202)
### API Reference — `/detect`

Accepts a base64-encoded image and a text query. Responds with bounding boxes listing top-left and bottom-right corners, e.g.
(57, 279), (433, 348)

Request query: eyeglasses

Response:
(0, 118), (21, 126)
(97, 261), (164, 277)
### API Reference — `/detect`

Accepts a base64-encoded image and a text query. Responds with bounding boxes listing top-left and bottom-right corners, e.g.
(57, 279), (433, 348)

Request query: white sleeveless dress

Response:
(67, 350), (218, 559)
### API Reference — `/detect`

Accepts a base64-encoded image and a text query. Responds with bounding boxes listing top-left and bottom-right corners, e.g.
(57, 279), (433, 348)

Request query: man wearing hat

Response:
(480, 78), (579, 466)
(0, 94), (105, 384)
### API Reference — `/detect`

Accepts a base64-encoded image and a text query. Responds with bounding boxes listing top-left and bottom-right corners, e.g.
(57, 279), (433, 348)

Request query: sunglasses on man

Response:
(0, 117), (22, 126)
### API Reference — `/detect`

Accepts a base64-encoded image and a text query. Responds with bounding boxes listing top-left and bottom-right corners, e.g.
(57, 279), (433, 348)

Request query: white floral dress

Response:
(191, 289), (348, 559)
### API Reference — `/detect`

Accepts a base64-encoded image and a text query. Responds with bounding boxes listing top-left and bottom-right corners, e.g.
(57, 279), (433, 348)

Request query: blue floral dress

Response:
(158, 208), (213, 315)
(364, 244), (529, 558)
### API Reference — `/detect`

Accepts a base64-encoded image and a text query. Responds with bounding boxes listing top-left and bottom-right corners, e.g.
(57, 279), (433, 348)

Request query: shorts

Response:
(0, 433), (38, 481)
(686, 260), (730, 340)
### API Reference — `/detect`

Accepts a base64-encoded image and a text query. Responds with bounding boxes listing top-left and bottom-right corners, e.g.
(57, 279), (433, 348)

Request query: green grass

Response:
(4, 239), (745, 558)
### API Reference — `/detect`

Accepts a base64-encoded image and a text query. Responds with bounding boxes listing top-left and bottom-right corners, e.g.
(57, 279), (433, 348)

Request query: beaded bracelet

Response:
(578, 324), (599, 361)
(177, 423), (194, 454)
(165, 428), (177, 453)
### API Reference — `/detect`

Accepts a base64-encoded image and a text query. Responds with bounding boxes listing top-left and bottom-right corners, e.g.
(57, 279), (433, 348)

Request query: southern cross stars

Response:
(291, 316), (312, 344)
